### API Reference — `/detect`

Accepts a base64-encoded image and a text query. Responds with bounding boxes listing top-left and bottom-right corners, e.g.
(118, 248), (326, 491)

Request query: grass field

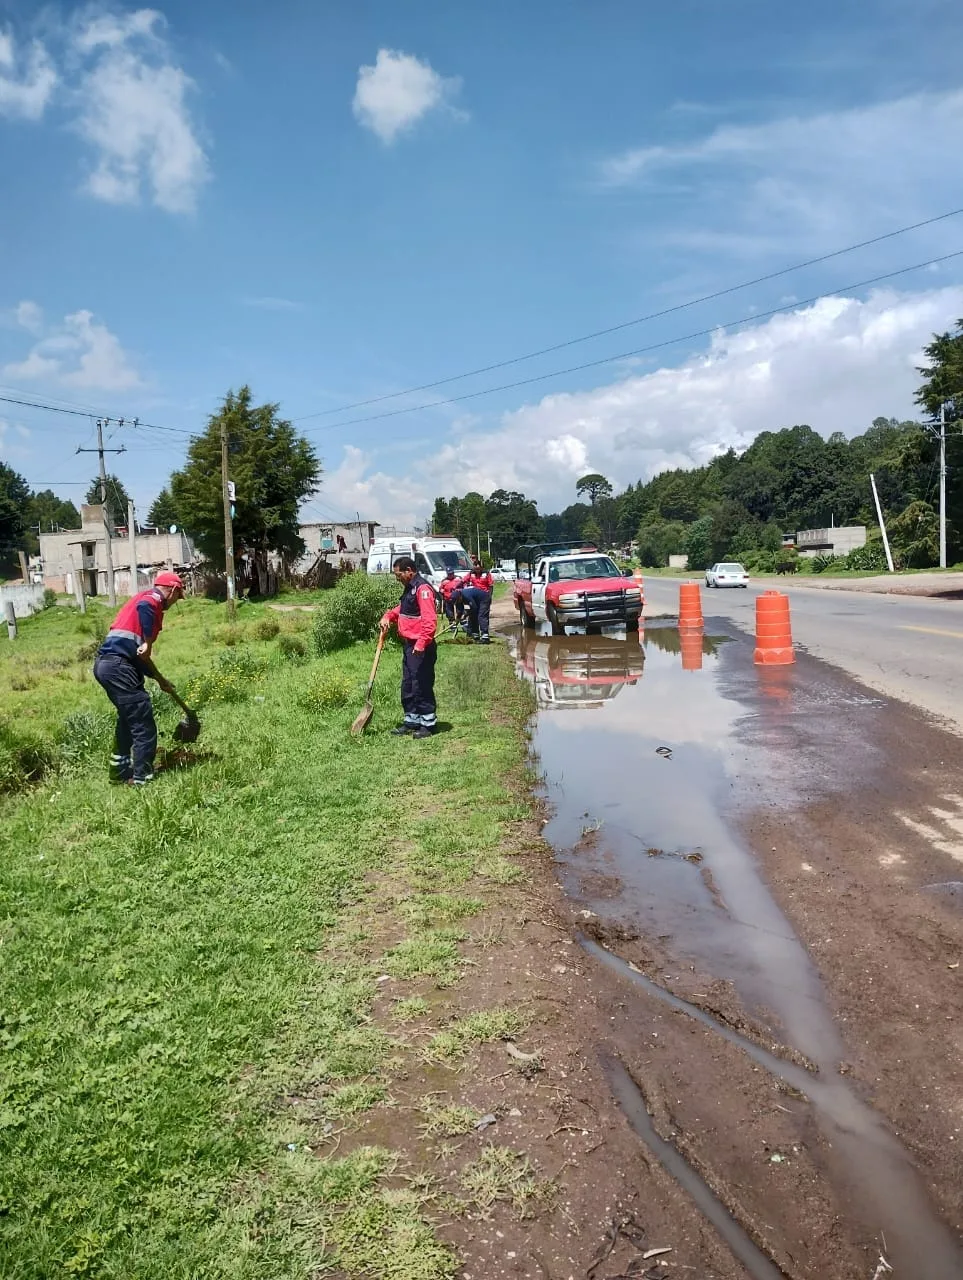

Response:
(0, 597), (533, 1278)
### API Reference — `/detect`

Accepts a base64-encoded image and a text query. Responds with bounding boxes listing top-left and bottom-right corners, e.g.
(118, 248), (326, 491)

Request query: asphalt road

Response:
(643, 576), (963, 733)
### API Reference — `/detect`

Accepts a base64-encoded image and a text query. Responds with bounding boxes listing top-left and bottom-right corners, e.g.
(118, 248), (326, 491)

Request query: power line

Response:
(0, 393), (196, 437)
(295, 248), (963, 435)
(293, 206), (963, 423)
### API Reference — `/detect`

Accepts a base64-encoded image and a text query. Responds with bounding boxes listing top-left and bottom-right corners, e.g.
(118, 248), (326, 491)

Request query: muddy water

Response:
(511, 621), (963, 1278)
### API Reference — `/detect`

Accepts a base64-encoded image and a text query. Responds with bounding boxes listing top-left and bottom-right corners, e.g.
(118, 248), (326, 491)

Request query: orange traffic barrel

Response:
(678, 582), (703, 631)
(754, 590), (794, 665)
(680, 629), (703, 671)
(633, 567), (644, 590)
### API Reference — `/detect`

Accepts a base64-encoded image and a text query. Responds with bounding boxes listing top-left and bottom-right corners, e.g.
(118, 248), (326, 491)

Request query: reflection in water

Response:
(643, 622), (728, 658)
(512, 624), (963, 1275)
(515, 627), (644, 709)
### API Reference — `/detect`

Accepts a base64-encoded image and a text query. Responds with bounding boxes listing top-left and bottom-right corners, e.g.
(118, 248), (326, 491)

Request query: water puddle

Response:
(511, 621), (963, 1276)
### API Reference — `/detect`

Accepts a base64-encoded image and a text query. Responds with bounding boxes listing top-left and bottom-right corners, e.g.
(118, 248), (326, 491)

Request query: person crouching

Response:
(380, 556), (438, 738)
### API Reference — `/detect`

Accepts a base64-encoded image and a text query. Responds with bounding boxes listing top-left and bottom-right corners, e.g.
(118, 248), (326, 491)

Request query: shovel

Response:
(165, 684), (201, 743)
(351, 629), (386, 736)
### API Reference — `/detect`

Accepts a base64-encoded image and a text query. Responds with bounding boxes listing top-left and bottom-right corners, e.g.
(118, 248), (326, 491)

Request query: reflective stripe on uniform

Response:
(107, 629), (142, 643)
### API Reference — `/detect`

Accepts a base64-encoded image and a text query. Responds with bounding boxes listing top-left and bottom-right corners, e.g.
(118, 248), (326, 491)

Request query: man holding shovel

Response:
(93, 571), (191, 785)
(380, 556), (438, 738)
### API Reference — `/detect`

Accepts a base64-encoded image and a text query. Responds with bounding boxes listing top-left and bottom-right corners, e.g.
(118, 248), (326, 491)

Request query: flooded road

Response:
(510, 618), (963, 1278)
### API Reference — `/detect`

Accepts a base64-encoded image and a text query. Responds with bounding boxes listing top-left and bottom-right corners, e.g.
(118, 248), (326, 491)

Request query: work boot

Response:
(128, 774), (154, 787)
(109, 754), (132, 784)
(392, 724), (416, 736)
(480, 634), (491, 645)
(412, 726), (436, 739)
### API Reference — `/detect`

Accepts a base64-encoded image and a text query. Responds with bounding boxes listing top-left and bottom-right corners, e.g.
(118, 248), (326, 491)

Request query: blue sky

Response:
(2, 0), (963, 527)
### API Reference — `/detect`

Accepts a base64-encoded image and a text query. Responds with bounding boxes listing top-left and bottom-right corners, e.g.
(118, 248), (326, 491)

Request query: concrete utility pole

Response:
(69, 554), (87, 614)
(220, 419), (237, 619)
(128, 500), (138, 596)
(939, 402), (947, 570)
(870, 472), (895, 573)
(76, 419), (125, 607)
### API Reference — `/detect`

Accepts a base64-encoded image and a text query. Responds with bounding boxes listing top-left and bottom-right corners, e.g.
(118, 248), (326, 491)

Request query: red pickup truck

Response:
(513, 542), (643, 635)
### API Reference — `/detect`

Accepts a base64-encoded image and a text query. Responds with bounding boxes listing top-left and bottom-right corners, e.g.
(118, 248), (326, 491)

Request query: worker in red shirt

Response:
(439, 567), (465, 631)
(92, 571), (185, 784)
(379, 556), (438, 738)
(459, 557), (494, 643)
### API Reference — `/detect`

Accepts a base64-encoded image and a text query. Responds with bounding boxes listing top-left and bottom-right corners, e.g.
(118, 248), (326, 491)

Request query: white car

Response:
(705, 562), (749, 588)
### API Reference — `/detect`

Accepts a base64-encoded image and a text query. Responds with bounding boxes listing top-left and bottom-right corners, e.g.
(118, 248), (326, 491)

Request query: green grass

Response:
(0, 598), (534, 1278)
(425, 1008), (524, 1061)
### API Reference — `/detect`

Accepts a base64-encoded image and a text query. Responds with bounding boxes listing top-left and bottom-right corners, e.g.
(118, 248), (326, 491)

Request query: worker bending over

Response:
(458, 557), (494, 643)
(380, 556), (438, 738)
(93, 571), (184, 785)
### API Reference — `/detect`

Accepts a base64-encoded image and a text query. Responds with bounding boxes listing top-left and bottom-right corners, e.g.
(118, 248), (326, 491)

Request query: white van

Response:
(365, 535), (473, 591)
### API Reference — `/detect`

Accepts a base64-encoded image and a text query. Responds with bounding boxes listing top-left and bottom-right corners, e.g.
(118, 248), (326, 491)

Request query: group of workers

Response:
(92, 553), (497, 781)
(438, 559), (494, 643)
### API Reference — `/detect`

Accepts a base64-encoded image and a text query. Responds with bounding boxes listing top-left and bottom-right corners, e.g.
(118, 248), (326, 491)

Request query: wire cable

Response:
(296, 248), (963, 435)
(293, 206), (963, 422)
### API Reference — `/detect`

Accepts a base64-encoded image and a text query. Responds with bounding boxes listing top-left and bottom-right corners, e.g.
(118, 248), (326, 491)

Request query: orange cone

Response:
(754, 590), (794, 665)
(678, 582), (703, 632)
(633, 567), (644, 591)
(680, 629), (703, 671)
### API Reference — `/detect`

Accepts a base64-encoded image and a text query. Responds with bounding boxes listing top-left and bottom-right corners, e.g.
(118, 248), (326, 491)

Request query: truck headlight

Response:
(557, 593), (581, 607)
(625, 588), (642, 599)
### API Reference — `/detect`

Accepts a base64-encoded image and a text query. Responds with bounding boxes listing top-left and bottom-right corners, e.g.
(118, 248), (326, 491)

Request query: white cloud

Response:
(14, 300), (43, 334)
(0, 11), (207, 213)
(598, 90), (963, 258)
(352, 48), (462, 143)
(2, 308), (142, 391)
(72, 9), (208, 213)
(0, 27), (57, 119)
(327, 285), (963, 525)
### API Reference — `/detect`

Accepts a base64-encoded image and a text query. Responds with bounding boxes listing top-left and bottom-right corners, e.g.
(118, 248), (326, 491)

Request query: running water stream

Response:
(510, 620), (963, 1278)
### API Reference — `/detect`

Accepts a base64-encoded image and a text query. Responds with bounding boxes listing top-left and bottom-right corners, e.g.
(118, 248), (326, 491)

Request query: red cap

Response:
(154, 571), (184, 590)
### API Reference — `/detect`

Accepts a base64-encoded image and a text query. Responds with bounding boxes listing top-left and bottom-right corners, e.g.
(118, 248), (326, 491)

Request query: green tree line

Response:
(431, 317), (963, 572)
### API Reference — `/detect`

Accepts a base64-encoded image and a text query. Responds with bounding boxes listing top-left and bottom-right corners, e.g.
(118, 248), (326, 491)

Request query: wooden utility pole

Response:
(76, 419), (124, 606)
(17, 550), (29, 582)
(220, 419), (237, 619)
(128, 500), (138, 596)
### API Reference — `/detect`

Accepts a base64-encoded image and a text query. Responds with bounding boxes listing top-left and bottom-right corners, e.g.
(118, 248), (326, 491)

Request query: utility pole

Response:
(220, 419), (237, 619)
(128, 500), (138, 596)
(870, 473), (895, 573)
(939, 402), (947, 570)
(76, 419), (125, 607)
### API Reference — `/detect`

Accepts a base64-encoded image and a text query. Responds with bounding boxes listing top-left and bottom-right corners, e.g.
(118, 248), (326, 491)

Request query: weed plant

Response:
(312, 573), (401, 654)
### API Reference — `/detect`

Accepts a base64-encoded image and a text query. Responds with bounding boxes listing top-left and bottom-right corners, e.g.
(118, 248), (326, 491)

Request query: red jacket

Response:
(462, 569), (493, 592)
(439, 576), (460, 600)
(382, 574), (437, 651)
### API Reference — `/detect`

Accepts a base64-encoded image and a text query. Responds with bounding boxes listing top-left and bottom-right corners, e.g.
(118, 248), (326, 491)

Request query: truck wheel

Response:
(547, 605), (565, 637)
(519, 601), (535, 629)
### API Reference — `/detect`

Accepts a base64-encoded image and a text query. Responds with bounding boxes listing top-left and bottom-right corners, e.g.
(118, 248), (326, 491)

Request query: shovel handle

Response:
(164, 684), (194, 719)
(364, 629), (386, 695)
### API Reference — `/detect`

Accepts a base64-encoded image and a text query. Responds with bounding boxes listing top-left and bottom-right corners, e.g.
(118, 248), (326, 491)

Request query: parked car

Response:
(705, 561), (749, 588)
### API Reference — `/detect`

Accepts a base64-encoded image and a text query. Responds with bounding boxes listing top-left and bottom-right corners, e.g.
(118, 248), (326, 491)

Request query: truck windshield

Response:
(548, 556), (621, 582)
(427, 550), (471, 572)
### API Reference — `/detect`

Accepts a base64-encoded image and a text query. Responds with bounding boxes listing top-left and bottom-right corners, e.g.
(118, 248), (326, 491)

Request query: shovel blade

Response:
(350, 701), (374, 736)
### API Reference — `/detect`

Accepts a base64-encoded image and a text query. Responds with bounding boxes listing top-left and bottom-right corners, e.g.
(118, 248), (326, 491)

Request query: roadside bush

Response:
(741, 549), (776, 573)
(277, 632), (307, 660)
(844, 541), (889, 572)
(57, 709), (114, 766)
(43, 588), (57, 610)
(313, 573), (401, 654)
(0, 718), (55, 793)
(252, 618), (280, 641)
(811, 553), (840, 574)
(299, 668), (354, 712)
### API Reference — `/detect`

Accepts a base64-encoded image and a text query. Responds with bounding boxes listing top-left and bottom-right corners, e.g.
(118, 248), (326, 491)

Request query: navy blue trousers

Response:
(460, 587), (491, 638)
(93, 652), (157, 782)
(401, 641), (437, 727)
